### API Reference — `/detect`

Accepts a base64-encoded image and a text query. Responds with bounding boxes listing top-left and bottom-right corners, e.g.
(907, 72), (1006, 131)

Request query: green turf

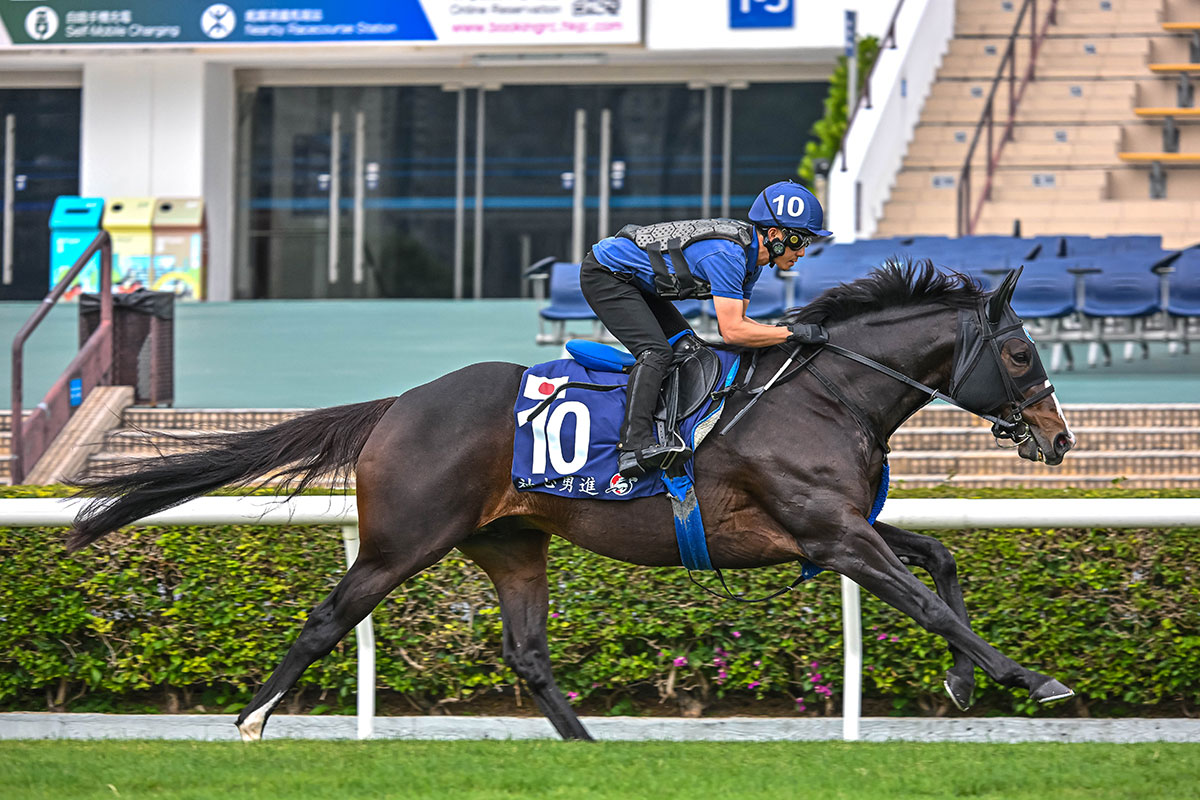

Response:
(0, 740), (1195, 799)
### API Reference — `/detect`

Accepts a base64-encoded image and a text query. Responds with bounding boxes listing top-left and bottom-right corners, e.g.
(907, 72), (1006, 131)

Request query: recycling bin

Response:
(48, 196), (107, 300)
(151, 197), (205, 300)
(102, 196), (155, 292)
(79, 288), (174, 407)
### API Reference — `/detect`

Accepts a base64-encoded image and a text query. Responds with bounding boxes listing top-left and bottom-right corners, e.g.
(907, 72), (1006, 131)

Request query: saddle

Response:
(564, 333), (724, 454)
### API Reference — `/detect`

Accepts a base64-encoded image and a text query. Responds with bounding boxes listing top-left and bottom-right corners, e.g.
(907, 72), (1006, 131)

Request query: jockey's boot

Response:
(617, 356), (691, 478)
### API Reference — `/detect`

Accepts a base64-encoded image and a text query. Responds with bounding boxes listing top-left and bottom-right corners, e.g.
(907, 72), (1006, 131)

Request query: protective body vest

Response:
(615, 218), (755, 300)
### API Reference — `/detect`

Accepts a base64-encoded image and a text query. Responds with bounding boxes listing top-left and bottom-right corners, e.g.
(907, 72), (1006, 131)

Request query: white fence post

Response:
(841, 575), (863, 741)
(341, 524), (375, 740)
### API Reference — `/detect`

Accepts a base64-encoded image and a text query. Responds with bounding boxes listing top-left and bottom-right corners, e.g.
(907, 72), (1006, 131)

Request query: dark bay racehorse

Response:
(68, 262), (1077, 741)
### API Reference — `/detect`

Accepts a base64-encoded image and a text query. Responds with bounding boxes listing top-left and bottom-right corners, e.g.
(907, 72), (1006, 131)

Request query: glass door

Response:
(480, 83), (711, 297)
(239, 86), (457, 298)
(0, 89), (81, 301)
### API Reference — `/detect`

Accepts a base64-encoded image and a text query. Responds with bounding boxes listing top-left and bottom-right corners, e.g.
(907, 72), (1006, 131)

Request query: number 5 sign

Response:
(730, 0), (793, 29)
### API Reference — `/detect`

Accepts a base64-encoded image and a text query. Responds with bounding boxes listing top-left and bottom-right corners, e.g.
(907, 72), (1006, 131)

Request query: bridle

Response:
(720, 282), (1055, 455)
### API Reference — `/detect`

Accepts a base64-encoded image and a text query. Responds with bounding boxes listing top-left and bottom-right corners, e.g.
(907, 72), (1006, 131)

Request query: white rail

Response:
(3, 496), (1197, 741)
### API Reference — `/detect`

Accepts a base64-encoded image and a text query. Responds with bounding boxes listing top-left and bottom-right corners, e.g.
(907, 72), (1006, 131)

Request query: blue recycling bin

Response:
(49, 196), (107, 301)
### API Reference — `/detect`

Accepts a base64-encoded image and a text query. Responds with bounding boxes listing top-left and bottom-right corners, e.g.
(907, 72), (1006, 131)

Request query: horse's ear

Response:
(986, 266), (1022, 323)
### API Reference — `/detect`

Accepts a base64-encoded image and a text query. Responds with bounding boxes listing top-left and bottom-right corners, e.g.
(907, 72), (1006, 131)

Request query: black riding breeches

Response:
(579, 251), (690, 372)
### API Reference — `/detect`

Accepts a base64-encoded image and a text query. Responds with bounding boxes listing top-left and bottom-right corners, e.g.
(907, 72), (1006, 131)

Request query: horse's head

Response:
(947, 266), (1075, 465)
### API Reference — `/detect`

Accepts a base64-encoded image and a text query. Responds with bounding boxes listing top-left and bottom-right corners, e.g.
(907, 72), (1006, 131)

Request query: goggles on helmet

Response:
(778, 228), (818, 251)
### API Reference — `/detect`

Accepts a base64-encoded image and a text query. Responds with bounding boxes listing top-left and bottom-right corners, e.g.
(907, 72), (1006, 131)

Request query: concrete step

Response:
(121, 408), (306, 430)
(940, 37), (1155, 80)
(957, 6), (1163, 37)
(889, 473), (1200, 489)
(891, 427), (1200, 451)
(904, 123), (1123, 169)
(888, 450), (1200, 476)
(905, 403), (1200, 427)
(921, 79), (1138, 124)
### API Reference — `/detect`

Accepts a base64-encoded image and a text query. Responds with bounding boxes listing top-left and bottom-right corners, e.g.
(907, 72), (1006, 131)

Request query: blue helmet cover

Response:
(747, 180), (832, 237)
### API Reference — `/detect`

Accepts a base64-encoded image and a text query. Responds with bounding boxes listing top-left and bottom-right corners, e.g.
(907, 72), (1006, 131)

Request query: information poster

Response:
(0, 1), (641, 47)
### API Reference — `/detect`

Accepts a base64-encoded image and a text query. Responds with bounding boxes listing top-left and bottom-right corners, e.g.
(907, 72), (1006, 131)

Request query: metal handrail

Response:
(956, 0), (1059, 236)
(10, 230), (113, 483)
(835, 0), (907, 172)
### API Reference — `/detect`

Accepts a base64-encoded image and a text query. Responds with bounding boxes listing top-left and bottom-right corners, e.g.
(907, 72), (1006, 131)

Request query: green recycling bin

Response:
(48, 196), (107, 301)
(151, 197), (205, 300)
(102, 196), (155, 292)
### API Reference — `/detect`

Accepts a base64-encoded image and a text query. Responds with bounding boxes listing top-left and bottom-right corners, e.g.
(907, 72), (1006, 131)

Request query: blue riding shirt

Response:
(592, 228), (763, 301)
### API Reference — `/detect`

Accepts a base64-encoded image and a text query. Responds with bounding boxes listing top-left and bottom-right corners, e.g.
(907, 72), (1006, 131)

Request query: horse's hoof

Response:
(235, 720), (262, 742)
(1030, 677), (1074, 705)
(235, 706), (269, 742)
(943, 675), (974, 712)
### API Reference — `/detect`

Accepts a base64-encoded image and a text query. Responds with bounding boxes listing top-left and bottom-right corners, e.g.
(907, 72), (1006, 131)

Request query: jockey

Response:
(581, 179), (832, 479)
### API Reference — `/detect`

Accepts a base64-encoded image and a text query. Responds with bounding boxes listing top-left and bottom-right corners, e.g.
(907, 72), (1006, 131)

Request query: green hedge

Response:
(1, 485), (1198, 717)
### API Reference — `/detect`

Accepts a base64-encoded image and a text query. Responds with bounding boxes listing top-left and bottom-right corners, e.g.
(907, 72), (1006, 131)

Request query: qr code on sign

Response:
(573, 0), (621, 15)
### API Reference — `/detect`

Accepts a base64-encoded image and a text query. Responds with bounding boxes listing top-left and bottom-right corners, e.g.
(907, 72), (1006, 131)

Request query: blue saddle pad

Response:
(512, 348), (741, 499)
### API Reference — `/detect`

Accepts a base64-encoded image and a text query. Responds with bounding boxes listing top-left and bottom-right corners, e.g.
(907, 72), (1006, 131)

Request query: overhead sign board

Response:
(0, 1), (642, 47)
(729, 0), (793, 29)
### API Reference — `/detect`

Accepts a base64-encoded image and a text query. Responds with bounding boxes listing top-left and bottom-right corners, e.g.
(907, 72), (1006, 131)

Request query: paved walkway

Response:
(2, 300), (1198, 407)
(2, 713), (1197, 743)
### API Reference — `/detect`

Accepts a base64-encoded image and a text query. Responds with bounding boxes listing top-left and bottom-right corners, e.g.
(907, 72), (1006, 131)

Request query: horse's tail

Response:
(67, 397), (397, 552)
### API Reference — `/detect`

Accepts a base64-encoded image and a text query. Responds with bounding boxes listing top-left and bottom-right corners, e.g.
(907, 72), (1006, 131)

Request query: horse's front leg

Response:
(873, 521), (977, 711)
(802, 514), (1073, 705)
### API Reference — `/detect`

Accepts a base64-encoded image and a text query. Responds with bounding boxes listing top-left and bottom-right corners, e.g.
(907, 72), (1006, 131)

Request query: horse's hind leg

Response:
(874, 521), (977, 711)
(459, 528), (593, 741)
(234, 545), (450, 742)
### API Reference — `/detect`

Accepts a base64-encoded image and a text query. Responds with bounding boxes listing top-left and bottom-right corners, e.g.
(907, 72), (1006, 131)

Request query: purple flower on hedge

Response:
(747, 681), (760, 689)
(673, 657), (688, 667)
(567, 691), (579, 701)
(877, 633), (888, 640)
(732, 631), (742, 639)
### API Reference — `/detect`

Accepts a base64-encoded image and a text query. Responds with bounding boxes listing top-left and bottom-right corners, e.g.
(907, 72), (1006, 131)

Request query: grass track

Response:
(1, 740), (1197, 799)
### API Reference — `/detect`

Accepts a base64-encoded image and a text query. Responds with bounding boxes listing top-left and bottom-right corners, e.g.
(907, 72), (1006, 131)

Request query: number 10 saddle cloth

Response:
(511, 333), (740, 501)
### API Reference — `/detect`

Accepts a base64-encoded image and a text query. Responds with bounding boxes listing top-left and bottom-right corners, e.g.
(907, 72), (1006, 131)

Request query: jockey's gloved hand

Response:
(788, 322), (829, 345)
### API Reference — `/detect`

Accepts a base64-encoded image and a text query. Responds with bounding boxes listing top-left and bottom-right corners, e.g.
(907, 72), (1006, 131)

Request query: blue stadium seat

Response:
(1009, 263), (1077, 318)
(539, 262), (594, 321)
(1166, 251), (1200, 317)
(1062, 235), (1164, 257)
(1079, 263), (1162, 318)
(745, 272), (794, 319)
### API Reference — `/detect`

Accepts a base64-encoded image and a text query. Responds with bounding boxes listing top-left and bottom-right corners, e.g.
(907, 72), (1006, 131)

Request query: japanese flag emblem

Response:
(517, 374), (569, 426)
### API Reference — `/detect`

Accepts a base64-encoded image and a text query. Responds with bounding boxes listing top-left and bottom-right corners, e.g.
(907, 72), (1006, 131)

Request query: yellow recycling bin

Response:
(102, 197), (155, 292)
(151, 197), (206, 300)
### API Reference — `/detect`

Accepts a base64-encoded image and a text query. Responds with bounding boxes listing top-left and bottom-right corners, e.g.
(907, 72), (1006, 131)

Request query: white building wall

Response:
(827, 0), (956, 241)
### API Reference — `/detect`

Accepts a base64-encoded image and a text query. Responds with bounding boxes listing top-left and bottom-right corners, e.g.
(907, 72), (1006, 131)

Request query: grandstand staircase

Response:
(1, 404), (1191, 490)
(878, 0), (1200, 248)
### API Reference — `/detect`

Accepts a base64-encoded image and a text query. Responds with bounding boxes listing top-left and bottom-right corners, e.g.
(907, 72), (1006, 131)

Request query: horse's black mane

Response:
(781, 259), (984, 326)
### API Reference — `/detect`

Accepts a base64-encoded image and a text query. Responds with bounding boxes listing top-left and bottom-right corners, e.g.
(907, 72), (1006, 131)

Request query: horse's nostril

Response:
(1054, 433), (1072, 453)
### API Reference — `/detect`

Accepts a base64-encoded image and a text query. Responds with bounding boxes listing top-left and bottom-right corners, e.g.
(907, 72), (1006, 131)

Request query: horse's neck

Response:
(795, 306), (958, 444)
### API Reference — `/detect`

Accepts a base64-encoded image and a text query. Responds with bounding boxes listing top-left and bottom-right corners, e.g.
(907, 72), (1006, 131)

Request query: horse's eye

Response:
(1013, 350), (1030, 365)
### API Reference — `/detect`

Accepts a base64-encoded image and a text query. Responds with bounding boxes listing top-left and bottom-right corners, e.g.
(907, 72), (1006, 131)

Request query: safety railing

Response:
(3, 495), (1198, 741)
(10, 231), (113, 484)
(956, 0), (1059, 236)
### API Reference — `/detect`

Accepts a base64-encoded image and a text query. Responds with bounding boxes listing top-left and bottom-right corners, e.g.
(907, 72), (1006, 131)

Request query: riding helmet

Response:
(747, 180), (832, 237)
